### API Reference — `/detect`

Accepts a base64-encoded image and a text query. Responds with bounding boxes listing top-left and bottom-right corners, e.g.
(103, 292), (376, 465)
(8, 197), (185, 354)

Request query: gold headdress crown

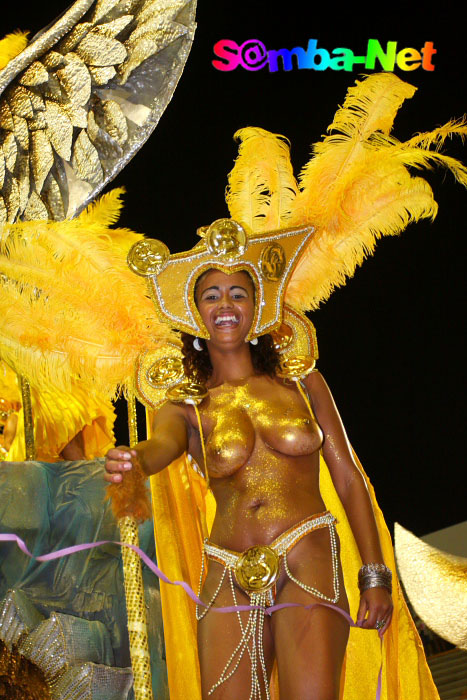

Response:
(128, 218), (314, 341)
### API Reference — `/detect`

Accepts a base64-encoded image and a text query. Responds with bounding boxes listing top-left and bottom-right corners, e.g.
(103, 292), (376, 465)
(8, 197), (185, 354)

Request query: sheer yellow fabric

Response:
(6, 383), (115, 462)
(150, 450), (438, 700)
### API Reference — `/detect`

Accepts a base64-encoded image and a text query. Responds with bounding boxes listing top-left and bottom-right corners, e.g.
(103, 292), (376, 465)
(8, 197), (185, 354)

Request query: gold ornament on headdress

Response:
(128, 219), (314, 342)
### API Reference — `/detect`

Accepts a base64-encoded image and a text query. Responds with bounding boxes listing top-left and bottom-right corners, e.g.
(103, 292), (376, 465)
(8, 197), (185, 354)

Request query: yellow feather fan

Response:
(0, 189), (175, 398)
(0, 31), (29, 70)
(226, 73), (467, 312)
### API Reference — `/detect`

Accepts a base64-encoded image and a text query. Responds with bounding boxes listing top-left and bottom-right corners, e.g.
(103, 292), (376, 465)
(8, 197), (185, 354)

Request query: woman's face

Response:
(195, 269), (255, 347)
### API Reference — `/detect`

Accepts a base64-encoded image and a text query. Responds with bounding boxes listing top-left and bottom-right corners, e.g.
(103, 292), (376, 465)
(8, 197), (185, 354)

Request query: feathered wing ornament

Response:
(0, 0), (196, 224)
(0, 187), (176, 397)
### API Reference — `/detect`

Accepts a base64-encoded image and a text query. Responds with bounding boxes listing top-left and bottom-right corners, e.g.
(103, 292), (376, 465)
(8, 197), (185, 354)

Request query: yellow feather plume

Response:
(283, 73), (467, 310)
(0, 30), (29, 70)
(226, 127), (299, 232)
(0, 190), (175, 398)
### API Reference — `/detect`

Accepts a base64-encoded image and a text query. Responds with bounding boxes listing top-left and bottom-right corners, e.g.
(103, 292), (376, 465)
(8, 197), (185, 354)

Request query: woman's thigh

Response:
(197, 563), (275, 699)
(272, 595), (349, 700)
(271, 528), (350, 700)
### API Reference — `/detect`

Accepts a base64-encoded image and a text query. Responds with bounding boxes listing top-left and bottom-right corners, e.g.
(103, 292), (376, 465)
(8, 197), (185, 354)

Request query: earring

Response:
(193, 337), (203, 352)
(249, 337), (258, 346)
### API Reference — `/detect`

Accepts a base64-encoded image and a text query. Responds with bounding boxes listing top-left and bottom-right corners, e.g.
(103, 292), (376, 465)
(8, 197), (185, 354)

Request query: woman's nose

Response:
(218, 292), (233, 307)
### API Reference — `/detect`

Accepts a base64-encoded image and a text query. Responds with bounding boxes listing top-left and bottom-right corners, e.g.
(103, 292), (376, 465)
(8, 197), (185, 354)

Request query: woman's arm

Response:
(304, 370), (393, 630)
(104, 401), (188, 483)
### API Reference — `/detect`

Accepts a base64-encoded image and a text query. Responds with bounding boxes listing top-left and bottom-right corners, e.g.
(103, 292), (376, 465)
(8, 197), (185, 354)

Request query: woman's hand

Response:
(104, 446), (138, 483)
(357, 587), (393, 633)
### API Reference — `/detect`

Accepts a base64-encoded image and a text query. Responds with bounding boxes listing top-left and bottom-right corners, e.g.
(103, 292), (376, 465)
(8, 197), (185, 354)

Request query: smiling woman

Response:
(105, 223), (396, 700)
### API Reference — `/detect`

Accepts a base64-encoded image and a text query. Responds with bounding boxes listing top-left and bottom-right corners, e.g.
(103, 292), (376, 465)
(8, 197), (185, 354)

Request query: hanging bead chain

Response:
(283, 520), (340, 604)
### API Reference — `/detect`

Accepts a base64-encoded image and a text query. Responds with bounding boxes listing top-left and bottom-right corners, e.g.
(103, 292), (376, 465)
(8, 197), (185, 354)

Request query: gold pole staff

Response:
(109, 392), (154, 700)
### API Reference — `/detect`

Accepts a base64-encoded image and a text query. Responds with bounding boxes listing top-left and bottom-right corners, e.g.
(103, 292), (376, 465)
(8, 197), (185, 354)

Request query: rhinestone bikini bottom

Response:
(196, 511), (340, 699)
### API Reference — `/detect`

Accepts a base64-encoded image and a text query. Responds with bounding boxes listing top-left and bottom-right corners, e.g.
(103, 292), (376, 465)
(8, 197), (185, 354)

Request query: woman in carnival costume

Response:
(105, 73), (467, 699)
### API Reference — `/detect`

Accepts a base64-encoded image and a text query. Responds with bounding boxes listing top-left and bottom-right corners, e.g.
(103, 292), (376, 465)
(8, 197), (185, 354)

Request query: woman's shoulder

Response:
(303, 370), (333, 404)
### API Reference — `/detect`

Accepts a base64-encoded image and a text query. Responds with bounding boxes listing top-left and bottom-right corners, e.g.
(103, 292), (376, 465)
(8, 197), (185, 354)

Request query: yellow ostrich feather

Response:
(0, 30), (29, 70)
(0, 190), (175, 397)
(283, 73), (467, 311)
(226, 127), (299, 232)
(0, 360), (21, 404)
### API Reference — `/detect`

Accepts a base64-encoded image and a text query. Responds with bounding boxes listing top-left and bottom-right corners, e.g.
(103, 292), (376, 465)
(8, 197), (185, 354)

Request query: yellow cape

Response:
(150, 449), (439, 700)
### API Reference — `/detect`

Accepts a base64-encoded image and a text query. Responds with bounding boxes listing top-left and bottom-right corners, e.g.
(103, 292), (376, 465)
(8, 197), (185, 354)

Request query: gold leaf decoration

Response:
(44, 101), (73, 161)
(30, 130), (54, 191)
(86, 109), (99, 142)
(102, 99), (128, 146)
(19, 61), (49, 87)
(8, 85), (34, 119)
(71, 129), (103, 184)
(41, 72), (64, 102)
(58, 22), (93, 54)
(17, 154), (31, 212)
(28, 113), (47, 131)
(22, 190), (49, 221)
(0, 196), (6, 224)
(42, 175), (65, 220)
(4, 176), (20, 221)
(94, 16), (134, 39)
(28, 90), (45, 113)
(75, 31), (127, 67)
(56, 52), (92, 106)
(89, 65), (116, 85)
(91, 0), (121, 24)
(2, 132), (18, 171)
(0, 101), (14, 130)
(12, 114), (29, 151)
(62, 103), (87, 129)
(120, 12), (187, 83)
(0, 147), (5, 188)
(42, 52), (65, 70)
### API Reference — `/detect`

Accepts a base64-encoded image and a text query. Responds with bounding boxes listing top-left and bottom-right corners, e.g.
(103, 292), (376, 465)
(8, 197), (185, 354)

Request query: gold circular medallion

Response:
(147, 357), (185, 388)
(278, 355), (316, 380)
(166, 380), (208, 405)
(271, 322), (294, 352)
(260, 243), (286, 281)
(127, 239), (170, 276)
(204, 219), (247, 260)
(235, 545), (280, 593)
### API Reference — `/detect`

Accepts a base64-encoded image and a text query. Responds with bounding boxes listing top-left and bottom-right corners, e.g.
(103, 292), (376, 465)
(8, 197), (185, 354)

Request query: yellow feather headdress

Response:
(225, 73), (467, 313)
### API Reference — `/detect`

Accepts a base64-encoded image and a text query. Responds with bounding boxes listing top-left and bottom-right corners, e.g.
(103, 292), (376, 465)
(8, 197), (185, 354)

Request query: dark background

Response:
(3, 2), (465, 537)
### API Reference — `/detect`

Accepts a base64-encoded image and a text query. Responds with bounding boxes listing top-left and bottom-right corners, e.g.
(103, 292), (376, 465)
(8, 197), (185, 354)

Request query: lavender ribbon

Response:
(0, 533), (383, 698)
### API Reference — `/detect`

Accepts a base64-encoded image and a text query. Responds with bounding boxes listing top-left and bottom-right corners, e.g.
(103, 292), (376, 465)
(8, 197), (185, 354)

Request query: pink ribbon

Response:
(0, 533), (383, 698)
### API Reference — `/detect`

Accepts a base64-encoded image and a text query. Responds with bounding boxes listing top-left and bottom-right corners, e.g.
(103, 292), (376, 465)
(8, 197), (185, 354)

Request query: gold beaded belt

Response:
(204, 511), (337, 598)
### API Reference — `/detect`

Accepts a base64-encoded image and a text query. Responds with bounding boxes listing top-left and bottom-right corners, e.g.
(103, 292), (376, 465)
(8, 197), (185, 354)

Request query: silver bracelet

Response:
(358, 563), (392, 593)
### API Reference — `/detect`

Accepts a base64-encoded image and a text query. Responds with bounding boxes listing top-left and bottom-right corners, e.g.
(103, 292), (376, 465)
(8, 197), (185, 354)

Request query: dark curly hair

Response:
(181, 332), (281, 384)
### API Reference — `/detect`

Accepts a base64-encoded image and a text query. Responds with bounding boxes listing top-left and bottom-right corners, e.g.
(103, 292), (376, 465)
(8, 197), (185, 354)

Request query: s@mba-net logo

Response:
(212, 38), (437, 73)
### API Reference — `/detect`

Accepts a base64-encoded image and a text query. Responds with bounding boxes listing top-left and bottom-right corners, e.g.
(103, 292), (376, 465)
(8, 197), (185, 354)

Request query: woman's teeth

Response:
(214, 314), (238, 326)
